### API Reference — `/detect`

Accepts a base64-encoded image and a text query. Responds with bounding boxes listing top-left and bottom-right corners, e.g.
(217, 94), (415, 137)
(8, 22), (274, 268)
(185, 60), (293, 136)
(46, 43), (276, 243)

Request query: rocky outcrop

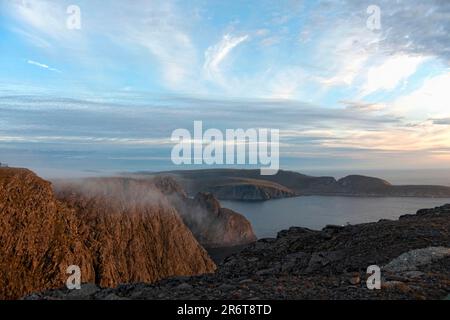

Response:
(30, 204), (450, 300)
(152, 169), (450, 200)
(153, 175), (257, 248)
(0, 168), (215, 300)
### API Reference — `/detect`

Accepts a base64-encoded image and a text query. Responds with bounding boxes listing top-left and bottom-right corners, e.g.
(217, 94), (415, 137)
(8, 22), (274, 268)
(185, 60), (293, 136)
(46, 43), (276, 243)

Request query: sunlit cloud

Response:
(360, 55), (427, 97)
(391, 72), (450, 120)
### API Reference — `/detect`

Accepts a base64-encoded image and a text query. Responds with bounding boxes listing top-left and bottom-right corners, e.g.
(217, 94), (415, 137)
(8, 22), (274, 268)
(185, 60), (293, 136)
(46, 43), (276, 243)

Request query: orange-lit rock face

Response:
(0, 168), (93, 299)
(0, 169), (215, 299)
(55, 177), (216, 288)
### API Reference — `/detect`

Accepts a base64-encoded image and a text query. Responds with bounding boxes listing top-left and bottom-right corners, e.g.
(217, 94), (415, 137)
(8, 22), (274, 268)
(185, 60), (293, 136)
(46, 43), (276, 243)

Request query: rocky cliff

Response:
(54, 177), (216, 287)
(152, 175), (257, 248)
(0, 168), (215, 300)
(0, 168), (93, 299)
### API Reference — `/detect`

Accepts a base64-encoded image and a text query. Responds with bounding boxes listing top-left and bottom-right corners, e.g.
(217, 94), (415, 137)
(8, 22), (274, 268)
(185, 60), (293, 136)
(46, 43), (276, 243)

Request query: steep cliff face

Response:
(0, 168), (215, 300)
(153, 176), (257, 248)
(0, 168), (93, 300)
(55, 178), (216, 288)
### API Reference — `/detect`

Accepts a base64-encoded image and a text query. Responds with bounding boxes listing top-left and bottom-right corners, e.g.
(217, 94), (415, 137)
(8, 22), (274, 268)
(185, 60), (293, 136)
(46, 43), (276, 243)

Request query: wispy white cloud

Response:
(27, 59), (61, 73)
(7, 0), (82, 44)
(204, 34), (249, 83)
(8, 0), (197, 91)
(10, 27), (52, 49)
(120, 1), (199, 90)
(315, 23), (379, 88)
(4, 0), (450, 119)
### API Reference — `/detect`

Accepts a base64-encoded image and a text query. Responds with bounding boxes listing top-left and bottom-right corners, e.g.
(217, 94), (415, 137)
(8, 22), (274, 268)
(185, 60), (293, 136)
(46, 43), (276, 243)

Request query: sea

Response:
(222, 196), (450, 238)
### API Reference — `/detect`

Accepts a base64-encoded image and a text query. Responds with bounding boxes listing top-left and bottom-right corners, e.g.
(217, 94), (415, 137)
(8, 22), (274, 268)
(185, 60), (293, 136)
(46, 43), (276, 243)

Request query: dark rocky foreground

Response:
(28, 204), (450, 300)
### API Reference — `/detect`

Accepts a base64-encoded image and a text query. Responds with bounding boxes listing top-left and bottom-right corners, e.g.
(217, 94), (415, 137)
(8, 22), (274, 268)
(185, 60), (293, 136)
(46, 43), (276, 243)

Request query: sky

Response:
(0, 0), (450, 177)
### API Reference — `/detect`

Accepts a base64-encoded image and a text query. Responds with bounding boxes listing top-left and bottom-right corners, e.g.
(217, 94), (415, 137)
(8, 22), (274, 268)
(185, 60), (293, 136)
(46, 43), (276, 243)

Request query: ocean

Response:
(222, 196), (450, 238)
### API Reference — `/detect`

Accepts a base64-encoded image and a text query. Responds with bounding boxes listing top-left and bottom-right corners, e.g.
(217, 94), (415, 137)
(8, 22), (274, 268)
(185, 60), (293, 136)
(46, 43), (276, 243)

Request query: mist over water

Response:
(223, 196), (450, 238)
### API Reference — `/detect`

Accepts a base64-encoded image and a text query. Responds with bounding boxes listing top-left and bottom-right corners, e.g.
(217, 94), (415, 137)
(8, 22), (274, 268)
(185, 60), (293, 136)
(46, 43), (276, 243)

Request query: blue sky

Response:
(0, 0), (450, 177)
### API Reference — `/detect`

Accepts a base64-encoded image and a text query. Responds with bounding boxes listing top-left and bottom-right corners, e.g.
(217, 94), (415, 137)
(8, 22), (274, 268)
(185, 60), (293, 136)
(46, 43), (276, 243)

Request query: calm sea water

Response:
(222, 197), (450, 238)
